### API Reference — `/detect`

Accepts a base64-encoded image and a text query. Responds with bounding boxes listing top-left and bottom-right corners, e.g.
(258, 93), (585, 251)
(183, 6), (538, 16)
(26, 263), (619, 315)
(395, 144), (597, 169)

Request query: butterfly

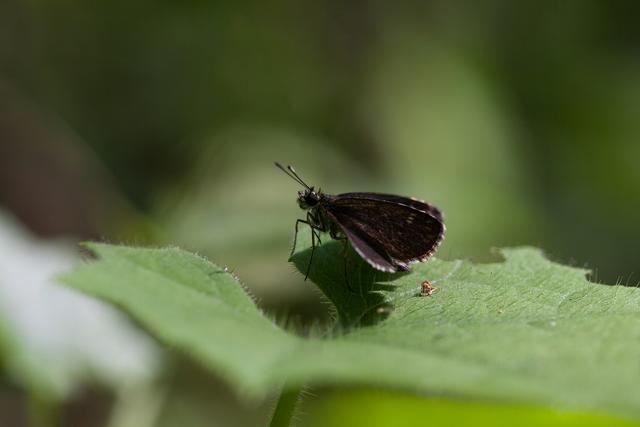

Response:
(276, 162), (445, 282)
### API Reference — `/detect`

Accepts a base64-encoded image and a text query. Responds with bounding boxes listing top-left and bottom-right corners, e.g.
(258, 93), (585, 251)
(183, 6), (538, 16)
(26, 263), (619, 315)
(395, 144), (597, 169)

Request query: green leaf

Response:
(302, 389), (639, 427)
(61, 243), (293, 397)
(60, 241), (640, 420)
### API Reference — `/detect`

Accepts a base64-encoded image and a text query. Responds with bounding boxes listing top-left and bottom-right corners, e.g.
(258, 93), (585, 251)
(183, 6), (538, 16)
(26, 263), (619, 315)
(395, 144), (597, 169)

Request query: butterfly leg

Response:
(339, 237), (355, 293)
(304, 211), (328, 280)
(308, 211), (323, 245)
(328, 226), (354, 292)
(310, 226), (322, 247)
(291, 219), (310, 257)
(291, 211), (328, 280)
(289, 219), (309, 257)
(304, 225), (317, 280)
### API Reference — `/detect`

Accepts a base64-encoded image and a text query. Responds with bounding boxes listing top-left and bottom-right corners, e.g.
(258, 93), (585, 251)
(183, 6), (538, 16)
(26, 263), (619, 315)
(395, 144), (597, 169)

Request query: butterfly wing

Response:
(337, 225), (399, 272)
(338, 192), (444, 222)
(322, 193), (445, 272)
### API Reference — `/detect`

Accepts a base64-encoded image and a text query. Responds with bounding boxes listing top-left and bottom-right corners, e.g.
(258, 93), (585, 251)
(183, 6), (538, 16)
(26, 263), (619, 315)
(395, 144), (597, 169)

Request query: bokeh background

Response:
(1, 1), (639, 426)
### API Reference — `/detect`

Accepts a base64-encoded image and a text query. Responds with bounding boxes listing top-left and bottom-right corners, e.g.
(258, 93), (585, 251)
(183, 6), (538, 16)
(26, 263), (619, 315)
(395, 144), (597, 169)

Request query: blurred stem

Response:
(269, 385), (301, 427)
(27, 392), (60, 427)
(106, 381), (166, 427)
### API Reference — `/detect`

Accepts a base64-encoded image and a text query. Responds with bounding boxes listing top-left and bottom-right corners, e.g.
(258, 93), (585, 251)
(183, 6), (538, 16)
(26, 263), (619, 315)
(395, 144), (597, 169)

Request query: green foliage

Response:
(61, 241), (640, 421)
(303, 389), (638, 427)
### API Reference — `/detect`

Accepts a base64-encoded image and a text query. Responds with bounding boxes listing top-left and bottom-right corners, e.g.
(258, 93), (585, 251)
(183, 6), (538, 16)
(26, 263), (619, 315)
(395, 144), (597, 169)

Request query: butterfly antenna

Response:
(274, 162), (311, 189)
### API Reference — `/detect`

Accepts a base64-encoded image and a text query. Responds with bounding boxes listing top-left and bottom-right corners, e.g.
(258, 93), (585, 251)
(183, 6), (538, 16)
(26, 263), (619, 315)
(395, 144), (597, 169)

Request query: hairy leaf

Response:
(61, 242), (640, 419)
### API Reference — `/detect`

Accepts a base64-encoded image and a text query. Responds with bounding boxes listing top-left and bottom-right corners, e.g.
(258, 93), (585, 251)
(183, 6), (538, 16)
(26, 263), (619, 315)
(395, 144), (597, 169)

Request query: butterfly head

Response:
(275, 162), (322, 210)
(297, 187), (321, 210)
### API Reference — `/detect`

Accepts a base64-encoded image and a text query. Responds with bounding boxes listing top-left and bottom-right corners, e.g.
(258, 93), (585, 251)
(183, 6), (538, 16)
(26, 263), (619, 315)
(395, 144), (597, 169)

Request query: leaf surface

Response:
(61, 241), (640, 419)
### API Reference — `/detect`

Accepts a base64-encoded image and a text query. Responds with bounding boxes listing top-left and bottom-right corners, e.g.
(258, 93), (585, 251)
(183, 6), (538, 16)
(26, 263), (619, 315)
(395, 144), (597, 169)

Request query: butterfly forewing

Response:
(322, 193), (445, 272)
(336, 192), (444, 222)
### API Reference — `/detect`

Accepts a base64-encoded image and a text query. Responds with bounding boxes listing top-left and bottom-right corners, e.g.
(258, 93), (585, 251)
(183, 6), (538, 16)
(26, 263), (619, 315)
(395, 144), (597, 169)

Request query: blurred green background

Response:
(1, 1), (639, 426)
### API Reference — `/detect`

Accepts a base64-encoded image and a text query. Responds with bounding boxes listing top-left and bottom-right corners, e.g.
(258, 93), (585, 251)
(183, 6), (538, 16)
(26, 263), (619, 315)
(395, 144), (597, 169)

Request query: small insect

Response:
(420, 280), (438, 297)
(276, 162), (445, 282)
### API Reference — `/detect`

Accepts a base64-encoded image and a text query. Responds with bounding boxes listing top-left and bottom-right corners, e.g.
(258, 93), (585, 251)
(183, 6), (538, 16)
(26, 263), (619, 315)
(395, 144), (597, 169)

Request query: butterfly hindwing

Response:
(322, 193), (445, 272)
(337, 225), (398, 272)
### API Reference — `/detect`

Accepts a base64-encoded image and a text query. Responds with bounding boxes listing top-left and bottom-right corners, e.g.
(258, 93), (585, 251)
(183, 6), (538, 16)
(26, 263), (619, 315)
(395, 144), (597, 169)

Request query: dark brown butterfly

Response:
(276, 162), (446, 281)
